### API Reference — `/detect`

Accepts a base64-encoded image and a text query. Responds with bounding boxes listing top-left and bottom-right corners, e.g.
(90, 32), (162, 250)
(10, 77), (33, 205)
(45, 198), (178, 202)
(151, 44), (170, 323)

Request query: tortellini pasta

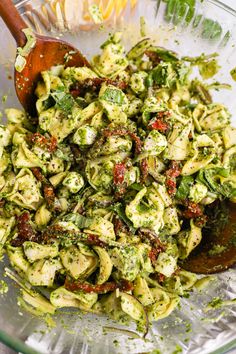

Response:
(182, 135), (216, 175)
(60, 245), (98, 279)
(1, 168), (43, 210)
(125, 187), (164, 233)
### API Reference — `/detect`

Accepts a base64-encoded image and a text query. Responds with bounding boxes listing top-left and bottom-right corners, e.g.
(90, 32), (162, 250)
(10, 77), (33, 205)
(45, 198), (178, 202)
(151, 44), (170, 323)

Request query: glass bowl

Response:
(0, 0), (236, 353)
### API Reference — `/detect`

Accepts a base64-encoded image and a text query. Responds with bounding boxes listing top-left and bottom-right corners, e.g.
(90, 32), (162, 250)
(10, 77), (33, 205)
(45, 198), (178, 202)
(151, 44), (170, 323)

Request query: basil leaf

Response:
(51, 91), (75, 113)
(43, 96), (56, 110)
(101, 88), (125, 105)
(62, 213), (93, 229)
(204, 168), (229, 191)
(130, 183), (143, 191)
(152, 62), (176, 87)
(112, 203), (137, 233)
(219, 183), (236, 198)
(197, 168), (231, 198)
(176, 175), (194, 200)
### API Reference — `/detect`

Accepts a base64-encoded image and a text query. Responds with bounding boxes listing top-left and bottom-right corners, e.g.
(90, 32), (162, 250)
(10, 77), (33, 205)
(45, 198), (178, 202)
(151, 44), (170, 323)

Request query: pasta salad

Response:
(0, 32), (236, 334)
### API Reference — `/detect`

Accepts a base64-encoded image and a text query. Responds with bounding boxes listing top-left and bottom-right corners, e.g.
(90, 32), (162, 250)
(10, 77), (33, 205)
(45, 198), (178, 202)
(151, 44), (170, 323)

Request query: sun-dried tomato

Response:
(43, 185), (61, 212)
(129, 132), (142, 154)
(70, 78), (128, 97)
(145, 50), (161, 66)
(150, 119), (169, 133)
(158, 273), (166, 283)
(149, 111), (170, 133)
(113, 217), (128, 236)
(139, 229), (166, 251)
(118, 279), (134, 292)
(70, 89), (82, 98)
(30, 132), (47, 145)
(149, 247), (161, 263)
(31, 167), (45, 182)
(30, 133), (57, 152)
(85, 77), (128, 90)
(43, 185), (55, 205)
(151, 273), (166, 284)
(11, 212), (38, 246)
(48, 136), (57, 152)
(113, 162), (126, 185)
(65, 279), (117, 294)
(140, 158), (149, 184)
(65, 278), (133, 294)
(165, 161), (182, 196)
(113, 162), (127, 198)
(166, 177), (177, 196)
(31, 168), (61, 212)
(166, 161), (181, 178)
(86, 234), (107, 248)
(183, 200), (203, 219)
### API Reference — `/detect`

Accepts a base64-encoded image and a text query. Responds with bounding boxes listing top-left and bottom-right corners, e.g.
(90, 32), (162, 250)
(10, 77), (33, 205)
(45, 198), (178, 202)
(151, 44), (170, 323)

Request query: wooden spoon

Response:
(0, 0), (89, 115)
(181, 201), (236, 274)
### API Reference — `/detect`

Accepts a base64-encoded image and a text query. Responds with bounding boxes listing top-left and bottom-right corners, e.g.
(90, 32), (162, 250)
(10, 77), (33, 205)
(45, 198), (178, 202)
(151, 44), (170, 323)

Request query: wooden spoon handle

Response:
(0, 0), (28, 47)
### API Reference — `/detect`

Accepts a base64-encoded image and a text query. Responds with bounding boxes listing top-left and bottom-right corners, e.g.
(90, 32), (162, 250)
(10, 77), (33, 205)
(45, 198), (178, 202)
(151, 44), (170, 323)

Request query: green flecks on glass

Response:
(201, 19), (222, 40)
(89, 4), (103, 24)
(2, 95), (7, 103)
(172, 344), (183, 354)
(164, 0), (195, 24)
(192, 14), (202, 28)
(198, 59), (220, 80)
(230, 67), (236, 81)
(0, 280), (8, 294)
(162, 1), (224, 42)
(220, 30), (231, 47)
(140, 16), (147, 37)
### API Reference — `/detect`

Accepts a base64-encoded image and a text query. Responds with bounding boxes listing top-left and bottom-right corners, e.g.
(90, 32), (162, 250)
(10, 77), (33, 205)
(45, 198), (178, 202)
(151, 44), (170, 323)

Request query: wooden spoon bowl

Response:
(0, 0), (89, 115)
(181, 201), (236, 274)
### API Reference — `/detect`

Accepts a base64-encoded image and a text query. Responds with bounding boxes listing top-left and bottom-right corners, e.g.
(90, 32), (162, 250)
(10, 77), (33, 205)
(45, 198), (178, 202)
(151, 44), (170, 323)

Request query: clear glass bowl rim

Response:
(1, 0), (236, 353)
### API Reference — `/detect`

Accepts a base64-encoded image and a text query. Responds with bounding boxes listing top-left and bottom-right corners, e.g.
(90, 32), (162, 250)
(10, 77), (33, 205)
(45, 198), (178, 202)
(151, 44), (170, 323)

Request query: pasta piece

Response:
(60, 245), (98, 279)
(177, 219), (202, 259)
(93, 246), (113, 285)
